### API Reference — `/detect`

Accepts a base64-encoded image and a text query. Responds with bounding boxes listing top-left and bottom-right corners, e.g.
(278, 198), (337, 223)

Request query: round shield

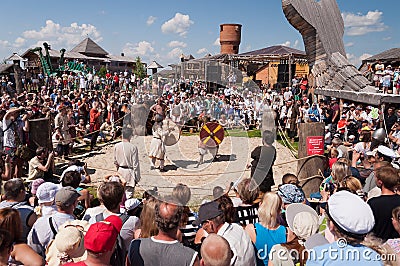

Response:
(162, 120), (180, 146)
(199, 122), (225, 148)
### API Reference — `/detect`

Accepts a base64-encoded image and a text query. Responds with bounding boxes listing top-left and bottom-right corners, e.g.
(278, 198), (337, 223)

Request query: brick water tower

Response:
(220, 24), (242, 54)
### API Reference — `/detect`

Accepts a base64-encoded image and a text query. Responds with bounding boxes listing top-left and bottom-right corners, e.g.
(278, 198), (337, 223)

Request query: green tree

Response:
(98, 66), (107, 78)
(134, 56), (146, 80)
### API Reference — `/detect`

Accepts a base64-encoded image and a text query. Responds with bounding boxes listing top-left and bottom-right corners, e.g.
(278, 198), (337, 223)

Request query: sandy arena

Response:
(82, 135), (297, 205)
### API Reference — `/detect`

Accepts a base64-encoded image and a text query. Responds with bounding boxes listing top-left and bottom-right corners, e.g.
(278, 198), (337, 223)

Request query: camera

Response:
(325, 182), (335, 194)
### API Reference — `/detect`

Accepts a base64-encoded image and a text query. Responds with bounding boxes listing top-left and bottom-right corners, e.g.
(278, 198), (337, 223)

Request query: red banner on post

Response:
(306, 136), (324, 156)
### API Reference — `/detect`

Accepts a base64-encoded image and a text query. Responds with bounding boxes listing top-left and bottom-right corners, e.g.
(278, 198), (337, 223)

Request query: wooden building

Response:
(22, 37), (139, 75)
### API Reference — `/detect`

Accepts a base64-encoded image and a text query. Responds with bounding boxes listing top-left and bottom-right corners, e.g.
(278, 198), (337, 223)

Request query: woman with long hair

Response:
(0, 208), (44, 266)
(245, 192), (286, 265)
(134, 198), (158, 239)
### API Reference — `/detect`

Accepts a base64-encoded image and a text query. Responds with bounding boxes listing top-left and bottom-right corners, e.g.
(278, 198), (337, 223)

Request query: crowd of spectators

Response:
(0, 67), (400, 265)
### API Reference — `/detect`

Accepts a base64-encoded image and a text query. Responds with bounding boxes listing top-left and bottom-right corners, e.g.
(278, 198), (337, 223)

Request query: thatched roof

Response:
(0, 64), (13, 74)
(363, 48), (400, 63)
(239, 45), (306, 57)
(70, 38), (108, 56)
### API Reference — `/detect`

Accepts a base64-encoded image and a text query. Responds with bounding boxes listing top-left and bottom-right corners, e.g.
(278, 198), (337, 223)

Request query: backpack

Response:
(95, 213), (130, 266)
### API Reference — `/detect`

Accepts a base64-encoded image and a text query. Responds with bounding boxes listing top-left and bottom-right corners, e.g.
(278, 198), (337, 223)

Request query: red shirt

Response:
(337, 119), (347, 133)
(90, 108), (101, 131)
(63, 262), (87, 266)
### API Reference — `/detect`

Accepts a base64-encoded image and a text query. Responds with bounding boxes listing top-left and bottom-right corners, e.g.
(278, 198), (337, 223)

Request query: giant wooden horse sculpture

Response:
(282, 0), (376, 97)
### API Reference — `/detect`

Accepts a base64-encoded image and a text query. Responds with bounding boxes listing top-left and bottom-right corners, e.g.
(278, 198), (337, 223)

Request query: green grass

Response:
(276, 131), (299, 157)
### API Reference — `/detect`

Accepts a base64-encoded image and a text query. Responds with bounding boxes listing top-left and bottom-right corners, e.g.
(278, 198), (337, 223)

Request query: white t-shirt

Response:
(2, 117), (16, 148)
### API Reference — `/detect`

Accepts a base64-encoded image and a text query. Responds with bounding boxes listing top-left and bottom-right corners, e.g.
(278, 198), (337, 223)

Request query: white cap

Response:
(377, 145), (396, 159)
(327, 191), (375, 235)
(36, 182), (60, 204)
(125, 198), (141, 212)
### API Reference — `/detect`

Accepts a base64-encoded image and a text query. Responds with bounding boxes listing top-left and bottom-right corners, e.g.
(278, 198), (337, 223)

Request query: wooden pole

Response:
(297, 122), (325, 197)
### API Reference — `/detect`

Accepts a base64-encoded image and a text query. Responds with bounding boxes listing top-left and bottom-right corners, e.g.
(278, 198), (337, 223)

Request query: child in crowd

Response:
(328, 147), (339, 169)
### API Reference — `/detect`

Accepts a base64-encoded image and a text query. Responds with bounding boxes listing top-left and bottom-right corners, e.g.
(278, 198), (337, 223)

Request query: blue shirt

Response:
(254, 223), (286, 265)
(307, 241), (384, 265)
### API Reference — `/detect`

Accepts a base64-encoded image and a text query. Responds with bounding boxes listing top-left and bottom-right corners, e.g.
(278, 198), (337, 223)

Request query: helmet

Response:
(372, 128), (386, 143)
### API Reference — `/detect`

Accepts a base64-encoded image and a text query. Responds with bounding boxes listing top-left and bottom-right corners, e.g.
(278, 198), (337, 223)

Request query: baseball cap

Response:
(277, 184), (305, 204)
(84, 215), (122, 253)
(286, 203), (319, 240)
(55, 186), (81, 207)
(125, 198), (141, 212)
(326, 191), (374, 237)
(192, 201), (223, 226)
(31, 178), (45, 195)
(36, 182), (60, 204)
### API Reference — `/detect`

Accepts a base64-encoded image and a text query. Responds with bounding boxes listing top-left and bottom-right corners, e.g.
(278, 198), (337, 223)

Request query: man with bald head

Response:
(200, 234), (232, 266)
(127, 196), (199, 266)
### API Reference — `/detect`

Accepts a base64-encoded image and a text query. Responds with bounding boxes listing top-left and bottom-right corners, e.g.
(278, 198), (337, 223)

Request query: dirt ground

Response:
(83, 135), (297, 204)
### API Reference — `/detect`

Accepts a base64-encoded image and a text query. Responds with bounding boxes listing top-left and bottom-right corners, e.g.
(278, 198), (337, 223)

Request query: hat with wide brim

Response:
(286, 203), (319, 240)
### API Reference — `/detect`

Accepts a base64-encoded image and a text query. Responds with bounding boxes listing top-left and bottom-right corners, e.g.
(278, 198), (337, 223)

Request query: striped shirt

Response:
(181, 211), (197, 246)
(235, 203), (259, 226)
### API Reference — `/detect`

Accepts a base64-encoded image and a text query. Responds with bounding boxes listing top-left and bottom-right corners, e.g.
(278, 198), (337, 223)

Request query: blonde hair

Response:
(330, 148), (339, 158)
(139, 198), (159, 238)
(340, 176), (362, 193)
(258, 192), (282, 229)
(331, 161), (351, 183)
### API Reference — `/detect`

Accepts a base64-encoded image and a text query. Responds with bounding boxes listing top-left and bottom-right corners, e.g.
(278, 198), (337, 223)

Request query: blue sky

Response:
(0, 0), (398, 68)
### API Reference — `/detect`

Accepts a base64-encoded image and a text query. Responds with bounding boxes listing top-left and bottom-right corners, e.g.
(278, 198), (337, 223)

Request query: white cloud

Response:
(21, 20), (102, 49)
(293, 40), (299, 48)
(14, 37), (26, 48)
(359, 53), (372, 61)
(244, 45), (252, 52)
(346, 53), (372, 67)
(383, 37), (392, 41)
(161, 13), (193, 36)
(196, 48), (208, 55)
(345, 42), (354, 47)
(167, 47), (183, 60)
(147, 16), (156, 26)
(213, 37), (220, 46)
(281, 41), (291, 47)
(123, 41), (154, 57)
(0, 40), (10, 48)
(168, 41), (187, 48)
(342, 11), (387, 36)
